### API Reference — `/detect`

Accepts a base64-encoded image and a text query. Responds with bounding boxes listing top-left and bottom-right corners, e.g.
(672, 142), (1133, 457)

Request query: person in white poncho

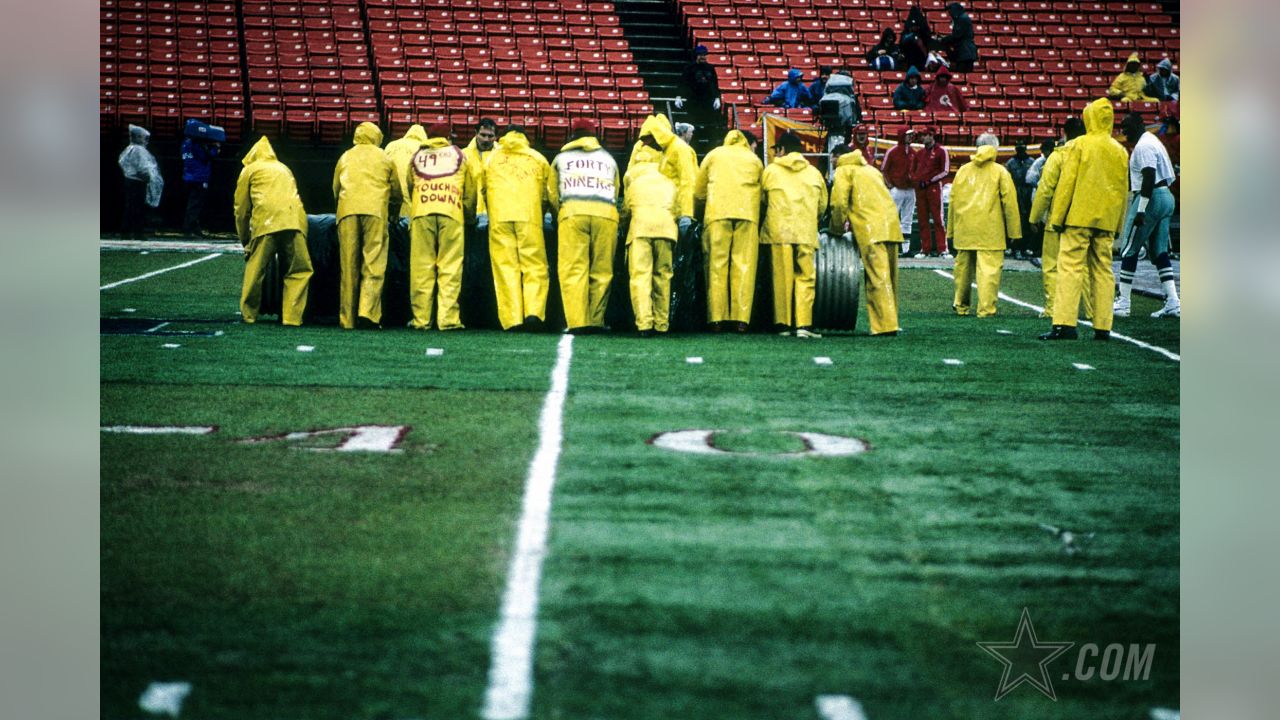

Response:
(118, 124), (163, 239)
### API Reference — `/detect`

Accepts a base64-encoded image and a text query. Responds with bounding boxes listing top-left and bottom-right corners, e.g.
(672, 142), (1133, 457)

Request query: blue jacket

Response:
(766, 77), (811, 109)
(181, 138), (219, 184)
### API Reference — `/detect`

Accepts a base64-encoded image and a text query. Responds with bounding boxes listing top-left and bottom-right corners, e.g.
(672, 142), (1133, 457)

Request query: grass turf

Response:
(101, 250), (1178, 719)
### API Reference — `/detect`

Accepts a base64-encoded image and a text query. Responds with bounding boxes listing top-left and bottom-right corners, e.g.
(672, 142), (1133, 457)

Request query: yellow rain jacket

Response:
(384, 124), (429, 215)
(694, 130), (764, 223)
(829, 151), (904, 245)
(332, 122), (394, 221)
(486, 130), (550, 223)
(406, 137), (476, 223)
(1049, 98), (1130, 233)
(547, 135), (620, 222)
(631, 115), (696, 217)
(234, 136), (306, 243)
(622, 156), (678, 242)
(463, 134), (496, 217)
(1108, 53), (1157, 102)
(760, 152), (827, 245)
(1028, 139), (1075, 224)
(947, 144), (1022, 250)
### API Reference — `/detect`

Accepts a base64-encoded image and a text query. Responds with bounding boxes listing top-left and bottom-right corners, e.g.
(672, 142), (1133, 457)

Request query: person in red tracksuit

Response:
(880, 127), (917, 257)
(910, 126), (950, 257)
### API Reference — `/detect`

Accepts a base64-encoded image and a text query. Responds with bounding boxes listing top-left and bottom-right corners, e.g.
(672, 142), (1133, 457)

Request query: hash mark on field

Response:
(997, 329), (1013, 335)
(686, 356), (704, 364)
(814, 356), (833, 366)
(122, 307), (137, 313)
(145, 322), (170, 333)
(162, 343), (181, 349)
(100, 252), (221, 290)
(296, 345), (315, 352)
(943, 358), (964, 366)
(816, 694), (869, 720)
(1073, 363), (1095, 371)
(426, 347), (444, 357)
(483, 334), (575, 720)
(932, 269), (1180, 362)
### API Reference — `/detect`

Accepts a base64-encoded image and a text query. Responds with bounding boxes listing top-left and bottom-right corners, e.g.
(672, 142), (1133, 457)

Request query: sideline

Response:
(482, 333), (576, 720)
(932, 269), (1181, 362)
(100, 253), (222, 291)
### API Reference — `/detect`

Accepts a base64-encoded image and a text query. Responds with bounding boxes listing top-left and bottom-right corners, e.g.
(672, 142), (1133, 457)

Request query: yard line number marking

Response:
(932, 269), (1181, 362)
(100, 252), (222, 291)
(482, 333), (575, 720)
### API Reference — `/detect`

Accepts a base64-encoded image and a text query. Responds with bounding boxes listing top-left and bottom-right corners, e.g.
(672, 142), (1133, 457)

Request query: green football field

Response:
(100, 248), (1179, 719)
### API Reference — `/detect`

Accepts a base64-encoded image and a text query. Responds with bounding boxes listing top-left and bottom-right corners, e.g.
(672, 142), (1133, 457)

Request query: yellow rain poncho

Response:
(233, 136), (312, 325)
(631, 114), (696, 218)
(695, 130), (764, 326)
(1028, 138), (1093, 319)
(406, 137), (476, 330)
(332, 122), (394, 328)
(548, 134), (621, 330)
(622, 151), (679, 332)
(761, 152), (827, 329)
(947, 143), (1021, 317)
(486, 130), (551, 329)
(1108, 53), (1157, 103)
(828, 151), (903, 334)
(1048, 98), (1130, 331)
(384, 124), (428, 218)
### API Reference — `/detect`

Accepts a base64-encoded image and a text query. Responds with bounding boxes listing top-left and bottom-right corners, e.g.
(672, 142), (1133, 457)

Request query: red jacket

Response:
(880, 130), (915, 190)
(910, 142), (950, 188)
(923, 69), (968, 112)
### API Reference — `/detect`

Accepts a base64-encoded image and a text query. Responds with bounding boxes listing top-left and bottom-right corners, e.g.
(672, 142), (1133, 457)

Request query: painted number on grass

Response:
(241, 425), (410, 453)
(649, 430), (869, 458)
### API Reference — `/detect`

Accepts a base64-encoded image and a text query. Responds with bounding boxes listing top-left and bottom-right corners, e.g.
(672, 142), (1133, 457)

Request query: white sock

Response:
(1118, 282), (1133, 302)
(1162, 279), (1180, 305)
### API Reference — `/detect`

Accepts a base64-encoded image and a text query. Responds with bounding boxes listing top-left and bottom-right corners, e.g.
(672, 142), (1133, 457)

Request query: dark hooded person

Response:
(940, 2), (978, 72)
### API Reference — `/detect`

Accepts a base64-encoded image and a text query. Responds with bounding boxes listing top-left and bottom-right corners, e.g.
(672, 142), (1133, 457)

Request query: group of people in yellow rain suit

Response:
(233, 98), (1135, 341)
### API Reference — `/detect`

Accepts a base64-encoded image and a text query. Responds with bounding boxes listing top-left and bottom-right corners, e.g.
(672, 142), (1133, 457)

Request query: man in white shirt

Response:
(1114, 112), (1180, 318)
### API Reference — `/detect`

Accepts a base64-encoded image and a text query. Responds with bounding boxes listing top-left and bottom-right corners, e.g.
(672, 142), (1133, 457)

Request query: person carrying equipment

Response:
(234, 136), (312, 326)
(622, 147), (680, 336)
(694, 129), (764, 332)
(761, 132), (828, 338)
(830, 143), (904, 335)
(486, 125), (551, 330)
(332, 122), (395, 329)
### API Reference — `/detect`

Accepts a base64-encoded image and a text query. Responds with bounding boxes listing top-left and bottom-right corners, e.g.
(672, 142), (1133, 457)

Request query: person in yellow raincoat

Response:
(405, 122), (476, 330)
(694, 129), (764, 331)
(1028, 117), (1090, 318)
(332, 122), (394, 329)
(760, 132), (828, 337)
(946, 133), (1022, 318)
(233, 136), (312, 326)
(486, 125), (551, 330)
(547, 119), (621, 333)
(622, 147), (679, 336)
(1041, 97), (1129, 341)
(630, 114), (696, 236)
(829, 143), (904, 336)
(1108, 53), (1158, 103)
(384, 123), (428, 219)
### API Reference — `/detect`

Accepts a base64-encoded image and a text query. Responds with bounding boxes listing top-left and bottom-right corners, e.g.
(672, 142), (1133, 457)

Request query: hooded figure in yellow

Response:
(694, 129), (764, 330)
(548, 119), (621, 333)
(946, 134), (1021, 318)
(630, 114), (696, 229)
(332, 122), (394, 329)
(1042, 97), (1129, 340)
(829, 145), (904, 336)
(234, 136), (312, 326)
(405, 122), (477, 330)
(760, 133), (828, 336)
(622, 147), (679, 335)
(486, 126), (551, 330)
(384, 123), (428, 219)
(1107, 53), (1158, 103)
(1028, 117), (1091, 319)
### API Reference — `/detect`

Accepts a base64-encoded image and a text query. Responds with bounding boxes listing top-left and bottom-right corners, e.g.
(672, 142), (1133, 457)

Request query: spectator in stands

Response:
(181, 120), (220, 238)
(332, 122), (395, 330)
(1108, 53), (1158, 102)
(680, 45), (722, 123)
(764, 69), (811, 109)
(384, 124), (428, 220)
(1029, 118), (1087, 318)
(940, 3), (978, 73)
(761, 132), (828, 338)
(487, 124), (552, 331)
(405, 122), (476, 332)
(852, 126), (876, 166)
(548, 119), (622, 334)
(893, 67), (927, 110)
(464, 119), (499, 231)
(630, 114), (697, 239)
(233, 136), (312, 326)
(817, 70), (861, 138)
(1147, 58), (1179, 102)
(1005, 143), (1036, 259)
(924, 67), (967, 112)
(910, 126), (950, 258)
(880, 127), (917, 257)
(901, 4), (933, 72)
(866, 29), (903, 70)
(830, 143), (903, 336)
(806, 66), (833, 108)
(1114, 112), (1180, 319)
(694, 129), (764, 332)
(948, 132), (1020, 317)
(622, 147), (679, 337)
(118, 124), (163, 240)
(1040, 98), (1128, 341)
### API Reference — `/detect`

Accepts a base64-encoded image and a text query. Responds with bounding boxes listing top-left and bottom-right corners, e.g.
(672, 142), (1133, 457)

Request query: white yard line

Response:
(100, 252), (222, 291)
(932, 269), (1181, 362)
(482, 333), (575, 720)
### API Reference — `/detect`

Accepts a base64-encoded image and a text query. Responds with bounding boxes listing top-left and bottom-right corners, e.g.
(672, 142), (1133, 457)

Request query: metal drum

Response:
(812, 231), (862, 331)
